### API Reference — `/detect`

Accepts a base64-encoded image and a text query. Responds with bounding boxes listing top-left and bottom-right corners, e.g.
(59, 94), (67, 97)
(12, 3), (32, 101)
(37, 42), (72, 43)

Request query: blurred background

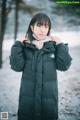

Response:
(0, 0), (80, 120)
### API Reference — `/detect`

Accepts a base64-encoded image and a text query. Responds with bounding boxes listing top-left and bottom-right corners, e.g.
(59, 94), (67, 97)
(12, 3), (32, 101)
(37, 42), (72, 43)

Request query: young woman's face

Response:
(31, 22), (49, 40)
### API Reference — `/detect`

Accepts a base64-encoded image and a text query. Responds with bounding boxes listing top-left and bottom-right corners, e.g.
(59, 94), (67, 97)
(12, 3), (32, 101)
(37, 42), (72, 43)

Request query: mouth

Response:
(38, 34), (45, 36)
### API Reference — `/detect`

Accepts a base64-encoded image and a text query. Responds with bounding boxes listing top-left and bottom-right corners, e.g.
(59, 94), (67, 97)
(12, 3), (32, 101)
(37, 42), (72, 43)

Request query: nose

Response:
(40, 26), (46, 32)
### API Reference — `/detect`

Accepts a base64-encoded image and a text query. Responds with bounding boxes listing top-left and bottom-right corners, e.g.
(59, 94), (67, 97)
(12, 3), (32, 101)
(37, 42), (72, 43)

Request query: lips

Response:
(39, 34), (44, 35)
(38, 34), (45, 36)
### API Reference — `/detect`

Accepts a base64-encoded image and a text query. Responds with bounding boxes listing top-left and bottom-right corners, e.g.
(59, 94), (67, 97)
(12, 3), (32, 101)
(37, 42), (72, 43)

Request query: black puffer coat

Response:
(10, 40), (72, 120)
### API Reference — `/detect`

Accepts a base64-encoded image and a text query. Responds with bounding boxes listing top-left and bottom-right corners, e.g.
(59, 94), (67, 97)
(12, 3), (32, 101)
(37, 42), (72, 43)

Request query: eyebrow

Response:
(36, 22), (49, 26)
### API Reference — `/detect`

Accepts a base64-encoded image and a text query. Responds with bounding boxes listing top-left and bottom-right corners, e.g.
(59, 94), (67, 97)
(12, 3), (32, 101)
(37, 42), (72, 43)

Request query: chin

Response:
(39, 37), (46, 40)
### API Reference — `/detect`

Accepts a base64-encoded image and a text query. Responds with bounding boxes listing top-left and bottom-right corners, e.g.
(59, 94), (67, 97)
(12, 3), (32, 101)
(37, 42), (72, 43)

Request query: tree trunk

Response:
(0, 41), (3, 68)
(0, 0), (7, 68)
(14, 0), (19, 40)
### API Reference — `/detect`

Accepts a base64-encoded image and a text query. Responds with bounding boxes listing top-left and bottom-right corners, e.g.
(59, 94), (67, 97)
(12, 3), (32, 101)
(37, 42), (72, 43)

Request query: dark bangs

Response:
(26, 13), (51, 41)
(34, 16), (51, 28)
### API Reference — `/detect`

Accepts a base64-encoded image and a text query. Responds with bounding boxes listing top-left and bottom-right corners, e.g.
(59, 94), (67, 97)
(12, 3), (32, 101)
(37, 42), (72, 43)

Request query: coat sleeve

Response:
(9, 41), (25, 72)
(55, 43), (72, 71)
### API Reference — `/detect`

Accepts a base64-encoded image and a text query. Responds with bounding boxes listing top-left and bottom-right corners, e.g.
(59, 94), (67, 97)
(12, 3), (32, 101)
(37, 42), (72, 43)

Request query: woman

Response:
(10, 13), (72, 120)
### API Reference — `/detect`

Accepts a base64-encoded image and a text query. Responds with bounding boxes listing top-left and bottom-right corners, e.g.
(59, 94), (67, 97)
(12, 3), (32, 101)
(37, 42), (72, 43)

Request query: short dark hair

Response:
(26, 13), (51, 41)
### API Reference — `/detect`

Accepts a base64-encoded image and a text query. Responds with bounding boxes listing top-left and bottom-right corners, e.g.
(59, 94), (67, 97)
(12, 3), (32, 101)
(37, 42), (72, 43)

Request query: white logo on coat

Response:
(50, 53), (55, 59)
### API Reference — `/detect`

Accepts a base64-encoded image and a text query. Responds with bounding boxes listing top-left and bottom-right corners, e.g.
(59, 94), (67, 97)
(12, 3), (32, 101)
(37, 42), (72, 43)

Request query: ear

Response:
(30, 25), (34, 32)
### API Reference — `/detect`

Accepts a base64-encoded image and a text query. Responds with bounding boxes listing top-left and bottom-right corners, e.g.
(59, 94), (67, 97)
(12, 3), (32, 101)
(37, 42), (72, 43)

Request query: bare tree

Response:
(0, 0), (7, 68)
(14, 0), (19, 40)
(0, 0), (42, 68)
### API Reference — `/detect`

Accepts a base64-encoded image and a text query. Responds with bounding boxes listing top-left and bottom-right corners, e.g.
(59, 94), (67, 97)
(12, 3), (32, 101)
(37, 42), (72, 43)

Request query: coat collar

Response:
(24, 41), (56, 53)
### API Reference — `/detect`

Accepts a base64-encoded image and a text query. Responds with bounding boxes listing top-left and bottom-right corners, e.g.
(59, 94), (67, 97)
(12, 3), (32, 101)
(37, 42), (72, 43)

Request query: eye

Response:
(44, 24), (49, 28)
(37, 23), (41, 27)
